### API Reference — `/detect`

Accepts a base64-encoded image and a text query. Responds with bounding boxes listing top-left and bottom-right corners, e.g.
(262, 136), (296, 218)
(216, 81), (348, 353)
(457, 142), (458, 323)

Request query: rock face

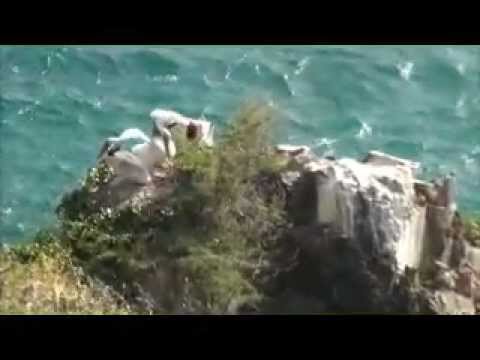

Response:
(279, 147), (469, 272)
(424, 290), (475, 315)
(276, 146), (479, 314)
(59, 163), (179, 220)
(466, 244), (480, 275)
(307, 156), (422, 272)
(279, 148), (426, 274)
(60, 138), (480, 314)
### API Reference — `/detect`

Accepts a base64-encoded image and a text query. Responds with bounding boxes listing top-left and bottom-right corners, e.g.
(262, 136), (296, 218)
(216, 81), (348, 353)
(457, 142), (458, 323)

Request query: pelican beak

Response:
(99, 139), (121, 158)
(107, 143), (121, 156)
(166, 122), (178, 130)
(97, 140), (111, 159)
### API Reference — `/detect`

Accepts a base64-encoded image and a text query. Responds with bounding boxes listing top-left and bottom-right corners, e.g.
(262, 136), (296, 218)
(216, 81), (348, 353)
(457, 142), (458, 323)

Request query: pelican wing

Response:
(132, 142), (167, 170)
(103, 151), (151, 185)
(131, 142), (149, 154)
(117, 128), (151, 143)
(151, 108), (191, 128)
(204, 124), (215, 147)
(150, 108), (214, 146)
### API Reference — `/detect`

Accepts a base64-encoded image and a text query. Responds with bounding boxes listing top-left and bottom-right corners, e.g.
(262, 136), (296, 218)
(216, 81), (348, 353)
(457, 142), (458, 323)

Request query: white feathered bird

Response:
(150, 108), (215, 147)
(97, 121), (177, 184)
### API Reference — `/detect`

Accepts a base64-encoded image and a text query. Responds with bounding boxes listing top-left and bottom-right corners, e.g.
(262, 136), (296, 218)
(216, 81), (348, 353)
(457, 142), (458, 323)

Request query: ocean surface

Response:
(1, 45), (480, 244)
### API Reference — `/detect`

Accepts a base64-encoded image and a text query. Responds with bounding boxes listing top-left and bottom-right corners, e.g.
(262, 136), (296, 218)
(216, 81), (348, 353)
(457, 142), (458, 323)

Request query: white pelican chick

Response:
(150, 108), (215, 147)
(97, 122), (177, 184)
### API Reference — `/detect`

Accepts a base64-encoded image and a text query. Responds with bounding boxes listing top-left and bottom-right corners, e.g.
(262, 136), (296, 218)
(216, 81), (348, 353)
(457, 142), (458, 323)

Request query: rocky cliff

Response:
(2, 104), (480, 314)
(53, 141), (480, 314)
(273, 145), (480, 314)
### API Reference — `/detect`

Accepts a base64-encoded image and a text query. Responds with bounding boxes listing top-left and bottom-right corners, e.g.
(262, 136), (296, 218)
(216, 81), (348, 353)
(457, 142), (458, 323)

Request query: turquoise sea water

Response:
(1, 45), (480, 244)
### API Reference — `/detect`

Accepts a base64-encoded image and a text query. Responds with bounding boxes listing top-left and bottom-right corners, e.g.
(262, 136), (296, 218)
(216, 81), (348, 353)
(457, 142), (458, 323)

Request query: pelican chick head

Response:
(153, 117), (178, 136)
(152, 123), (177, 160)
(186, 122), (199, 141)
(97, 139), (121, 160)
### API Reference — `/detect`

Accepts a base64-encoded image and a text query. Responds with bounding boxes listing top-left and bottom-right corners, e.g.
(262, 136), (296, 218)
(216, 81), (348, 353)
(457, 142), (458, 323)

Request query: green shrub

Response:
(172, 101), (289, 312)
(1, 100), (290, 315)
(0, 232), (131, 314)
(464, 216), (480, 247)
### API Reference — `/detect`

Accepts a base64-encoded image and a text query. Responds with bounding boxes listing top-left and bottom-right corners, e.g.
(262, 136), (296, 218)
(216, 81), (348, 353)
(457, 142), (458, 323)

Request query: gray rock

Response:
(275, 144), (319, 169)
(466, 243), (480, 275)
(300, 155), (423, 273)
(280, 171), (302, 189)
(428, 290), (475, 315)
(363, 150), (421, 174)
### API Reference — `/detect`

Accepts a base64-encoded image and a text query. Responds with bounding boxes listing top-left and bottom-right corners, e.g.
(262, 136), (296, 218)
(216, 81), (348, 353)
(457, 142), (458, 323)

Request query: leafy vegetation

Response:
(0, 231), (131, 314)
(5, 99), (477, 314)
(0, 101), (291, 314)
(172, 102), (289, 312)
(464, 216), (480, 247)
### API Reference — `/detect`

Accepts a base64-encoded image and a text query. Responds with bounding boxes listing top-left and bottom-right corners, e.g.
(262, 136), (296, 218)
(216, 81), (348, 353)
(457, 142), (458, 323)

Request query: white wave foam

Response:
(58, 162), (73, 173)
(77, 116), (86, 126)
(456, 63), (466, 75)
(314, 137), (338, 147)
(94, 99), (102, 109)
(54, 52), (66, 63)
(203, 74), (222, 88)
(461, 154), (475, 170)
(255, 64), (261, 75)
(11, 65), (19, 74)
(455, 94), (468, 118)
(456, 96), (465, 109)
(236, 53), (248, 65)
(355, 122), (373, 139)
(224, 68), (232, 81)
(471, 145), (480, 155)
(152, 74), (178, 83)
(1, 208), (12, 216)
(42, 55), (52, 76)
(18, 105), (35, 115)
(396, 61), (414, 81)
(294, 57), (310, 76)
(224, 54), (248, 81)
(283, 74), (296, 96)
